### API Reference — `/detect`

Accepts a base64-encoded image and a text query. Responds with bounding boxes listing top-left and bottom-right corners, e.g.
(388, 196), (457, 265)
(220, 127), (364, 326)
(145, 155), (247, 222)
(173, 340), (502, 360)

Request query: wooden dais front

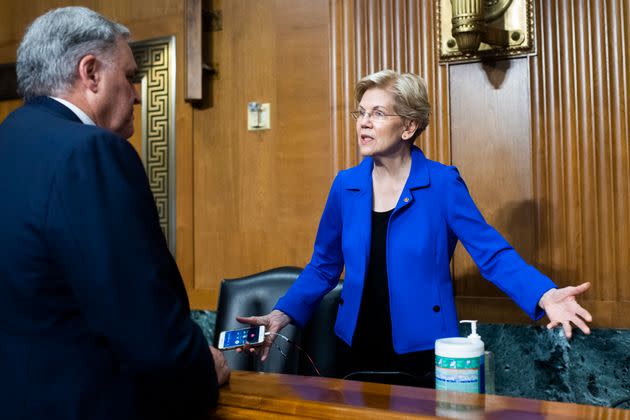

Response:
(211, 371), (629, 419)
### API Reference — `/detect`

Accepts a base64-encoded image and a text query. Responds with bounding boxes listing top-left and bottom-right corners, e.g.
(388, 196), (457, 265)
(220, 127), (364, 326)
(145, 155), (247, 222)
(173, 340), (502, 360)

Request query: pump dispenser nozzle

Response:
(460, 320), (481, 341)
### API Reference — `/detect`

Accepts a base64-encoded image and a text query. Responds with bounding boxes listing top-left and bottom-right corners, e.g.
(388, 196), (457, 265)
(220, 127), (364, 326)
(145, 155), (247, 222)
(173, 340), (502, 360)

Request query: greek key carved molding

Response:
(131, 37), (176, 255)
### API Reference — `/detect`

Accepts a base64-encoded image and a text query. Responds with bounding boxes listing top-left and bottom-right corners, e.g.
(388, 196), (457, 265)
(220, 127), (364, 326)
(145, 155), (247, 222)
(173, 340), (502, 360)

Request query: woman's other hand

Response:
(234, 310), (291, 361)
(538, 282), (593, 339)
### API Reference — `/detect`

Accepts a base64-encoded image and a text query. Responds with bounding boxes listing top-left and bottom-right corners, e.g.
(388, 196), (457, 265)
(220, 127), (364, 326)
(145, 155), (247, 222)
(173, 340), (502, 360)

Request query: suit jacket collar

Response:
(26, 96), (83, 124)
(344, 145), (431, 192)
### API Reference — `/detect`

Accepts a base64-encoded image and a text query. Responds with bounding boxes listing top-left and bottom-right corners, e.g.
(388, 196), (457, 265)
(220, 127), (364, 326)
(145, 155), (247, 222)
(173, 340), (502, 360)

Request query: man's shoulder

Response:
(6, 101), (124, 148)
(1, 102), (136, 178)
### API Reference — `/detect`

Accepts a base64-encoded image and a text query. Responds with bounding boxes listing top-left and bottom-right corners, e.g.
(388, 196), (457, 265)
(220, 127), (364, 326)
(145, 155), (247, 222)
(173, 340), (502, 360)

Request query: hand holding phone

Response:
(217, 325), (266, 350)
(234, 310), (292, 361)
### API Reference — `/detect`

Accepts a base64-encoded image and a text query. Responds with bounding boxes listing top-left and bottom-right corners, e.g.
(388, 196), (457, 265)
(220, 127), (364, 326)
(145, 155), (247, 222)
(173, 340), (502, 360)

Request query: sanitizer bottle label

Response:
(435, 355), (484, 393)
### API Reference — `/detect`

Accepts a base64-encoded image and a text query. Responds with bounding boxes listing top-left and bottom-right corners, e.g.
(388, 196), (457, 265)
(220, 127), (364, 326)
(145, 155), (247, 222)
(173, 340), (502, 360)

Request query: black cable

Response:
(265, 331), (322, 376)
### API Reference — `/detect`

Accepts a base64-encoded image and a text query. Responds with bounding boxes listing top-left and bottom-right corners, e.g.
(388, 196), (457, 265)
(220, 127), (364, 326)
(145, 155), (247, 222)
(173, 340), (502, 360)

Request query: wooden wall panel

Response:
(128, 99), (143, 156)
(0, 1), (183, 61)
(331, 0), (450, 170)
(191, 0), (333, 308)
(530, 0), (630, 325)
(450, 58), (537, 317)
(455, 1), (630, 327)
(0, 99), (21, 122)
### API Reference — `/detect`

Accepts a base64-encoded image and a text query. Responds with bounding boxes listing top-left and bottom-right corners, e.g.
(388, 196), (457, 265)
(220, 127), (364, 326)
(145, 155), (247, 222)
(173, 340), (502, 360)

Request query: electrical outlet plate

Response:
(247, 103), (271, 131)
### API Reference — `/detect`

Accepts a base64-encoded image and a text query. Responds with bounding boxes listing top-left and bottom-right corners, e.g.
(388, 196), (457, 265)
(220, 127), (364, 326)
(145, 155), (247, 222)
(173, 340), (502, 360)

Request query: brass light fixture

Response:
(438, 0), (534, 63)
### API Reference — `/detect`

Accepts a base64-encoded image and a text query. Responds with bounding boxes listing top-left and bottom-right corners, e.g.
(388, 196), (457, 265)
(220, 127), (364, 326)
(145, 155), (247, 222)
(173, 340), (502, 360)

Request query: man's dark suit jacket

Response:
(0, 97), (218, 420)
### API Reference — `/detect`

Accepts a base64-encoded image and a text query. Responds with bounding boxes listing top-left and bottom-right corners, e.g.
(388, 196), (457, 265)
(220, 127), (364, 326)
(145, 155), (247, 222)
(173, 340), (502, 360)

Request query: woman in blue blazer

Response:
(238, 70), (592, 384)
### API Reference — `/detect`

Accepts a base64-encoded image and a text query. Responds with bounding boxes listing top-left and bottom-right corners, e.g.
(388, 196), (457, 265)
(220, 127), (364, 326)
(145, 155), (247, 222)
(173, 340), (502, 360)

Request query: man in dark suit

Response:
(0, 6), (229, 420)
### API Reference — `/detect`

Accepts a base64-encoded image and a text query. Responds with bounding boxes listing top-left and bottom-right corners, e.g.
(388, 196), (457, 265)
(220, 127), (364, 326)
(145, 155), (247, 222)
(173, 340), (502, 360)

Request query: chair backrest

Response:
(213, 266), (303, 374)
(214, 266), (343, 377)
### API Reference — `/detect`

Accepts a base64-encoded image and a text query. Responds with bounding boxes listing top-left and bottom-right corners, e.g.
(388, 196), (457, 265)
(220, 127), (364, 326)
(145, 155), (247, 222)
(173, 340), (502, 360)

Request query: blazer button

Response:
(433, 305), (440, 312)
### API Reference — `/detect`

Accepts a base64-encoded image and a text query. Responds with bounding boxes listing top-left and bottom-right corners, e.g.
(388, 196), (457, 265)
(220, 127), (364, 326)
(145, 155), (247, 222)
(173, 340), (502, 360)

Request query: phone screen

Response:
(221, 326), (263, 349)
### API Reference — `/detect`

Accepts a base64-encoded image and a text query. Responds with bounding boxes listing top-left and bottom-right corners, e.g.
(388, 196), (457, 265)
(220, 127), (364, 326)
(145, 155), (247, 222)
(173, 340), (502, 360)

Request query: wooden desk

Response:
(212, 371), (629, 419)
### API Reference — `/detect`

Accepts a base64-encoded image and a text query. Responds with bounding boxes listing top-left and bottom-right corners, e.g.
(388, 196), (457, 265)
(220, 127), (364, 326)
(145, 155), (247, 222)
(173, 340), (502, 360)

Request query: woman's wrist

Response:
(538, 288), (556, 310)
(270, 309), (291, 328)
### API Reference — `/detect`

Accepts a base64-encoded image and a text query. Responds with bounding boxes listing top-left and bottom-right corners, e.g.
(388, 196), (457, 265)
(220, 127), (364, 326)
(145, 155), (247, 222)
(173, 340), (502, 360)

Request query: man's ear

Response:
(77, 54), (100, 93)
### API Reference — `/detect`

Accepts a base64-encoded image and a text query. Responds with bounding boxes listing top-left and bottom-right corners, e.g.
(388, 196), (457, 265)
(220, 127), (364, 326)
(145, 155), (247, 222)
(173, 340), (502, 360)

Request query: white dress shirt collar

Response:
(49, 96), (96, 126)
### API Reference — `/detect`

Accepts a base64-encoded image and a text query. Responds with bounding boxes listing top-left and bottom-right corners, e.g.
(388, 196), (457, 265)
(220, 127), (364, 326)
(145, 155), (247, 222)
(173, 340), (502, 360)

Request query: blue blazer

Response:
(276, 146), (556, 354)
(0, 97), (217, 420)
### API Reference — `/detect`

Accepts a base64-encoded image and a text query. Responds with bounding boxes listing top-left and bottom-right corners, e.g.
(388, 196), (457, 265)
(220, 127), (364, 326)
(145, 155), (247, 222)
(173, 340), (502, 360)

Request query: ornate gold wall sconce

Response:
(437, 0), (535, 63)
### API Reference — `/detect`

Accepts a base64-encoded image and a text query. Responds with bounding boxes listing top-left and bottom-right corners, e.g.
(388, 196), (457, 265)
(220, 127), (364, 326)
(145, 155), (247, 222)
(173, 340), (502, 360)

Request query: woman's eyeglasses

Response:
(350, 109), (402, 122)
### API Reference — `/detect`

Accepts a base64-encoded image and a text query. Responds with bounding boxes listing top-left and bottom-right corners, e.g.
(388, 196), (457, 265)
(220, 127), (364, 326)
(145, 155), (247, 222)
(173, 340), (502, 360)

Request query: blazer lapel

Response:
(394, 146), (431, 214)
(344, 157), (374, 280)
(341, 148), (431, 280)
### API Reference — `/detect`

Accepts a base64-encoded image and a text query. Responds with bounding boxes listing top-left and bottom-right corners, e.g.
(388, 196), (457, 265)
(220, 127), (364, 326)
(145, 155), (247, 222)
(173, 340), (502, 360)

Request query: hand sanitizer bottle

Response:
(435, 320), (485, 393)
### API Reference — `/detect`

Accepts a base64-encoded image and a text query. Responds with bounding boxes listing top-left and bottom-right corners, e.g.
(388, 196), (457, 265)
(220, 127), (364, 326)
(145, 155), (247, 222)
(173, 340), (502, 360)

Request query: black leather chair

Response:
(213, 266), (343, 377)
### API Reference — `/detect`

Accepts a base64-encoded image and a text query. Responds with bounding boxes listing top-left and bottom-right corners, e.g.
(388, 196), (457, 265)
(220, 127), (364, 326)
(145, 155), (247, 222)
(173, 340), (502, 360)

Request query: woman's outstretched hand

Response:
(538, 282), (592, 339)
(235, 310), (291, 361)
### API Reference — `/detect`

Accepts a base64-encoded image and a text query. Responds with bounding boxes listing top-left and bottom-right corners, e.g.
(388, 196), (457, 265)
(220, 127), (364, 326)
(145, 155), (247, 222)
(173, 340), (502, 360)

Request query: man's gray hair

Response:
(17, 6), (130, 100)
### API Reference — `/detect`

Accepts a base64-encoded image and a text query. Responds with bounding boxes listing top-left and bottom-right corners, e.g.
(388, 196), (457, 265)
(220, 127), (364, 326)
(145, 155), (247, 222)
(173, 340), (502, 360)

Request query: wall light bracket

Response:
(437, 0), (535, 63)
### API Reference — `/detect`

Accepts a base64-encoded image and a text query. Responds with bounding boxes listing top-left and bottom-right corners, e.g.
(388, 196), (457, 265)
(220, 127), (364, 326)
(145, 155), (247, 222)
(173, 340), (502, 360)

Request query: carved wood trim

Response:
(330, 0), (450, 172)
(530, 0), (630, 310)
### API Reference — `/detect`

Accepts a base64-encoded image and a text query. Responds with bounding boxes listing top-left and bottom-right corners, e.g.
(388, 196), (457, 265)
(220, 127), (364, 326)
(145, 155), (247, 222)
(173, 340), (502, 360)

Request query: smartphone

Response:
(217, 325), (266, 350)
